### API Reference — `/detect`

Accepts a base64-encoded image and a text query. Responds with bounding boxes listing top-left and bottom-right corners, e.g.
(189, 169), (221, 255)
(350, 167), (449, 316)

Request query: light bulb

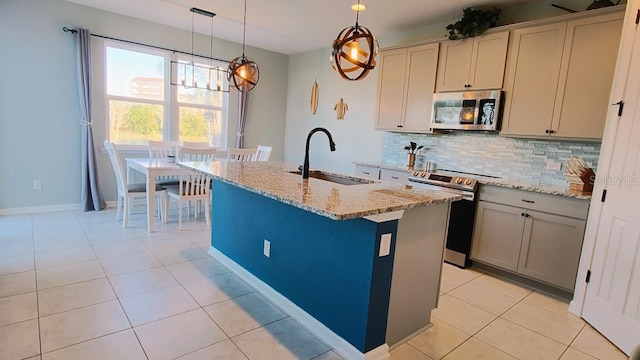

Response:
(349, 41), (360, 61)
(239, 66), (247, 80)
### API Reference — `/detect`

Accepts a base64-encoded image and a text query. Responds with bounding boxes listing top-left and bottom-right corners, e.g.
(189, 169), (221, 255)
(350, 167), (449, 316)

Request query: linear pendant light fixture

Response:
(331, 0), (379, 81)
(170, 7), (228, 92)
(227, 0), (259, 92)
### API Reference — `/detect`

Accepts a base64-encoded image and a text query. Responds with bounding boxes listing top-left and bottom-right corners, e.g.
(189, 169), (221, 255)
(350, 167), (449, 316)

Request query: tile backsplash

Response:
(383, 132), (601, 187)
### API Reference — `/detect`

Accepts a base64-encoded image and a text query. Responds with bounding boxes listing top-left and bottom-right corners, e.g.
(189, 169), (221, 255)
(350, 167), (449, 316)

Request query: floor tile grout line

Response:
(30, 212), (43, 359)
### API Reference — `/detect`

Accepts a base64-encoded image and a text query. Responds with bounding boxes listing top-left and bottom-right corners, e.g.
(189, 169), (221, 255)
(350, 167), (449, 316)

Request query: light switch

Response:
(379, 233), (392, 257)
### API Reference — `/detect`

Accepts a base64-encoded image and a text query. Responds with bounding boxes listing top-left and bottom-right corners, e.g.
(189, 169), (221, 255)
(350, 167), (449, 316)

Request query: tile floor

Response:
(0, 207), (629, 360)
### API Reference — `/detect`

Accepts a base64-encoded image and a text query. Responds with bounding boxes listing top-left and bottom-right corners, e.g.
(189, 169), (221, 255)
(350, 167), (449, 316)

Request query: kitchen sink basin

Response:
(288, 170), (377, 186)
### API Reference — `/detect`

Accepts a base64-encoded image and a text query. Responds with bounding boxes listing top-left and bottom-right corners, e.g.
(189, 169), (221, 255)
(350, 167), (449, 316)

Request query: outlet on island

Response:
(263, 239), (271, 257)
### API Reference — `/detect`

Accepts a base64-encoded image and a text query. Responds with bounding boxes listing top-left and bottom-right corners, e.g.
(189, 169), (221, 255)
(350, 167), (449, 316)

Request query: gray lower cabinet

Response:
(471, 185), (588, 291)
(355, 165), (380, 180)
(380, 168), (410, 184)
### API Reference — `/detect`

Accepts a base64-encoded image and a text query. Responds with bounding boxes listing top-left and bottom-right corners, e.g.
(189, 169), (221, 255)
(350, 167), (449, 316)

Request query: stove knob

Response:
(455, 177), (463, 184)
(464, 179), (473, 185)
(413, 171), (419, 176)
(420, 172), (427, 177)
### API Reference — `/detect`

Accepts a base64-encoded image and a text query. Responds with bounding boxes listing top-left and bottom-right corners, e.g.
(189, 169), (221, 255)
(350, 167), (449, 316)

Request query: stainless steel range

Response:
(408, 170), (482, 268)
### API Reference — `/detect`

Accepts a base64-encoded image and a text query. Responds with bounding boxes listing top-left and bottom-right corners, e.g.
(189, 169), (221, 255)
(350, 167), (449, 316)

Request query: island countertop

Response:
(179, 160), (461, 220)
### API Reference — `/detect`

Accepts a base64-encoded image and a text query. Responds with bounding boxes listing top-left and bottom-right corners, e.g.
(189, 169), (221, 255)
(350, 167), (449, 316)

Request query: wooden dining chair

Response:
(255, 145), (273, 161)
(147, 140), (181, 185)
(180, 146), (218, 162)
(165, 169), (212, 230)
(104, 141), (166, 228)
(227, 147), (258, 161)
(147, 140), (180, 158)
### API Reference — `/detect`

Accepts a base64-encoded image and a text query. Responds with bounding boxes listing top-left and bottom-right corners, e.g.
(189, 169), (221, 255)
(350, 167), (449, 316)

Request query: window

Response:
(105, 42), (229, 148)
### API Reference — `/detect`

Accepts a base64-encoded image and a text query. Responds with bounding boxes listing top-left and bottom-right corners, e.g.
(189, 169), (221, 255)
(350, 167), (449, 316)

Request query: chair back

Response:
(255, 145), (272, 161)
(103, 141), (126, 196)
(148, 140), (180, 159)
(227, 147), (258, 161)
(180, 170), (211, 197)
(182, 141), (212, 148)
(180, 146), (217, 162)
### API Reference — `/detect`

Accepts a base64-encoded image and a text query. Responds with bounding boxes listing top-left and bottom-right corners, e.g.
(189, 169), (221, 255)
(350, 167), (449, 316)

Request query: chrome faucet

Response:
(303, 127), (336, 179)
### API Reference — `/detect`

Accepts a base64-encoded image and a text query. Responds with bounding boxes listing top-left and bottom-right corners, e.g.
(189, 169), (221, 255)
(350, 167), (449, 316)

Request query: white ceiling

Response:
(66, 0), (537, 55)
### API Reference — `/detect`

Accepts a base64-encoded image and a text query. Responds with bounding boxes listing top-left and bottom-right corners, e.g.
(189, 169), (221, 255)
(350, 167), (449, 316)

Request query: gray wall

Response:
(0, 0), (288, 211)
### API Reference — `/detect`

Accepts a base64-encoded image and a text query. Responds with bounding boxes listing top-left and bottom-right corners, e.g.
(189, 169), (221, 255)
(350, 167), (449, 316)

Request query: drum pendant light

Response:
(228, 0), (259, 92)
(331, 0), (379, 81)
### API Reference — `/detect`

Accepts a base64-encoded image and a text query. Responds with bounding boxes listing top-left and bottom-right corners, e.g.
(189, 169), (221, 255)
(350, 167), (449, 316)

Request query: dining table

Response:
(125, 157), (188, 232)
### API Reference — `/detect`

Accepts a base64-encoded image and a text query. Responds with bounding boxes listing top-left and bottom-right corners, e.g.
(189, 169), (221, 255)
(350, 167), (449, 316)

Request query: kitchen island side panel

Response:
(211, 180), (398, 353)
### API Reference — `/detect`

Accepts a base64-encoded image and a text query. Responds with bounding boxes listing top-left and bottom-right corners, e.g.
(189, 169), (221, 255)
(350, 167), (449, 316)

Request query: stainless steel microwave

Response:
(430, 90), (502, 131)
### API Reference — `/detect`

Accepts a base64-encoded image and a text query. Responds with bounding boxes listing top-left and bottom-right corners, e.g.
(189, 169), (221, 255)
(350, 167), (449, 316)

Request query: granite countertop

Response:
(179, 161), (461, 220)
(355, 161), (592, 200)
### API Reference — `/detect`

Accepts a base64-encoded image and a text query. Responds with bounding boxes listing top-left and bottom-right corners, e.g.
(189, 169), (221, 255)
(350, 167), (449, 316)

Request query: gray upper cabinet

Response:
(436, 31), (509, 92)
(501, 12), (623, 140)
(471, 185), (589, 291)
(376, 43), (439, 132)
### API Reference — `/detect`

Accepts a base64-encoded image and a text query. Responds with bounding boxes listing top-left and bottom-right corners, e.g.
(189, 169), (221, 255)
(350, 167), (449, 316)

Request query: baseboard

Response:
(0, 203), (82, 215)
(208, 246), (391, 360)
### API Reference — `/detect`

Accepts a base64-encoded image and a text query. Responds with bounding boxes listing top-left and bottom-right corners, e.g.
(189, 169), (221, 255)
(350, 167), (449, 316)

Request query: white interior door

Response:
(582, 12), (640, 355)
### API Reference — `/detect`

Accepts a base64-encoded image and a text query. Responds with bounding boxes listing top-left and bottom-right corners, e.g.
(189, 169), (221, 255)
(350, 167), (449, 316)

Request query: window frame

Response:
(103, 40), (230, 150)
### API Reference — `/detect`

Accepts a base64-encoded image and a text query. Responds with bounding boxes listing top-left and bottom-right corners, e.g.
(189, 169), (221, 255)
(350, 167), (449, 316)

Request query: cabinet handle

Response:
(391, 176), (399, 179)
(549, 130), (555, 134)
(545, 129), (550, 134)
(525, 213), (531, 218)
(397, 124), (404, 128)
(521, 213), (525, 217)
(363, 171), (370, 175)
(522, 199), (535, 204)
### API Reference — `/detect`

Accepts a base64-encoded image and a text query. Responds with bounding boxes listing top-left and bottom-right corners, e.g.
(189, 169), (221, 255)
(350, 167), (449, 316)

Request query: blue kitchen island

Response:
(180, 161), (460, 360)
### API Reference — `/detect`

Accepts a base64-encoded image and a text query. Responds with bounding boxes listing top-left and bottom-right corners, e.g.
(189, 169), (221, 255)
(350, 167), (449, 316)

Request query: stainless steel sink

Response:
(288, 170), (376, 186)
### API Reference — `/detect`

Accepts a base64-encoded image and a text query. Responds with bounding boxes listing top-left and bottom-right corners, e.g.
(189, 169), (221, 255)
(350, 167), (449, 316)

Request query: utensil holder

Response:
(407, 154), (416, 169)
(565, 168), (595, 193)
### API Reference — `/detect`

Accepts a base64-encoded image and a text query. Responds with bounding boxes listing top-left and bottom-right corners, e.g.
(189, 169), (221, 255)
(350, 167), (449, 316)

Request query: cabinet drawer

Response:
(380, 169), (410, 184)
(478, 185), (589, 219)
(355, 165), (380, 180)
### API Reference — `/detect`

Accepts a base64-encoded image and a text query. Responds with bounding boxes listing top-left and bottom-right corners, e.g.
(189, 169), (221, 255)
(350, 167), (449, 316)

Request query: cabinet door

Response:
(376, 49), (408, 130)
(403, 43), (439, 132)
(380, 169), (409, 184)
(355, 165), (380, 180)
(518, 210), (586, 290)
(501, 23), (567, 137)
(436, 38), (473, 92)
(551, 13), (623, 139)
(468, 31), (509, 90)
(471, 201), (524, 271)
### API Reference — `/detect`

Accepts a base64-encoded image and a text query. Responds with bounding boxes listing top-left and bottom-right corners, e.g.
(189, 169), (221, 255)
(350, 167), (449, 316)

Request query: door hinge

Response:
(601, 189), (607, 202)
(636, 9), (639, 24)
(586, 270), (591, 283)
(613, 101), (624, 116)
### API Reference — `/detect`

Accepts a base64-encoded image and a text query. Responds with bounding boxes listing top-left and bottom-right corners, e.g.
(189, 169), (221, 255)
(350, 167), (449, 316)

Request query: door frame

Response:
(569, 0), (640, 316)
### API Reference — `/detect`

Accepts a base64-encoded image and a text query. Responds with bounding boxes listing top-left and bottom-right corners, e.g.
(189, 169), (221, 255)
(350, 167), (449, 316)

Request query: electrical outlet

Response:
(546, 162), (562, 171)
(379, 233), (392, 257)
(33, 180), (42, 190)
(263, 239), (271, 257)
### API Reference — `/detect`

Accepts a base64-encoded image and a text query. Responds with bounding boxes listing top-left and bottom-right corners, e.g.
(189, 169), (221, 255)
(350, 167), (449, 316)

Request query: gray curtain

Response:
(77, 28), (105, 211)
(236, 91), (249, 148)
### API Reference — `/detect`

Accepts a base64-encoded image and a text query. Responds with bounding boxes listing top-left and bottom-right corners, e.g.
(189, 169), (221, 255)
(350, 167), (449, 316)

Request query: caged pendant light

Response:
(227, 0), (259, 92)
(170, 7), (228, 92)
(331, 0), (379, 81)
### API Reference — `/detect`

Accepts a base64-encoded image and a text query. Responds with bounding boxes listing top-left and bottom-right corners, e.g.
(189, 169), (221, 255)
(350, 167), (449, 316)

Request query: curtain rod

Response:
(62, 27), (229, 64)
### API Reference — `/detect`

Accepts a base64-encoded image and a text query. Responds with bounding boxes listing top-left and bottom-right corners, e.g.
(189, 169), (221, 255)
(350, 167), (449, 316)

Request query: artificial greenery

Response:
(446, 7), (501, 40)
